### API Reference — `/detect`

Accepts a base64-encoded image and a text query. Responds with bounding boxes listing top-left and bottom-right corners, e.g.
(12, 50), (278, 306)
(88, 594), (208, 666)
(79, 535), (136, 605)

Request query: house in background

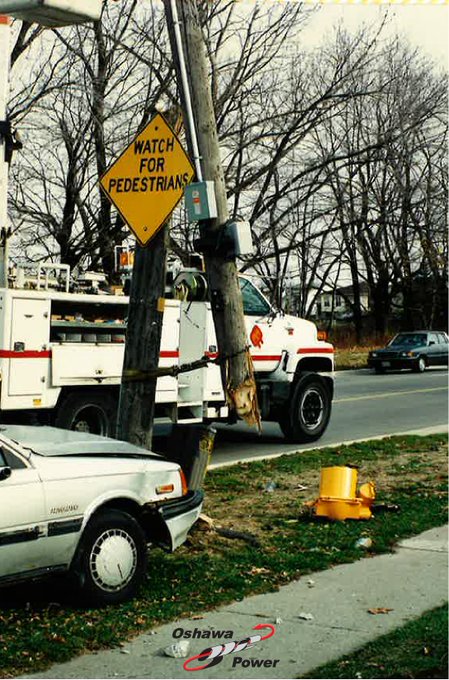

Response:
(315, 283), (370, 320)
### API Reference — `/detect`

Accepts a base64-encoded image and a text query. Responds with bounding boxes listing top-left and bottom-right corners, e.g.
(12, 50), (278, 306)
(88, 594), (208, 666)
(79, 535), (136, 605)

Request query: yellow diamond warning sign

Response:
(100, 113), (195, 246)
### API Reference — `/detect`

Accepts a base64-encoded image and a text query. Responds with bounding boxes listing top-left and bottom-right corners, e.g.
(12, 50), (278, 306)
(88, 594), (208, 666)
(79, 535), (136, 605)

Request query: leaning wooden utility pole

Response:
(116, 228), (167, 448)
(163, 0), (260, 428)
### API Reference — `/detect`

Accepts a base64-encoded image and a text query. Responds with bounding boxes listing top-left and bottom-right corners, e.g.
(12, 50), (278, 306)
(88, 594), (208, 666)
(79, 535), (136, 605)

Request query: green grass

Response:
(302, 604), (448, 679)
(0, 434), (447, 677)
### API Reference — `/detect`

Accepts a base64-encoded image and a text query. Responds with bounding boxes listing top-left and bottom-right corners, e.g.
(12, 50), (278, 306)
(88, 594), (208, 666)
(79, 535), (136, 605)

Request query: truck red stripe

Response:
(205, 352), (282, 362)
(297, 347), (334, 354)
(0, 350), (52, 358)
(0, 349), (180, 359)
(252, 355), (282, 361)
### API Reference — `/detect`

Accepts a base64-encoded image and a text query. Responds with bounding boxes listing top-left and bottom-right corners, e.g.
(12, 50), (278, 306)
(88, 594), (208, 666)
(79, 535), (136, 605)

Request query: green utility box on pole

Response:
(184, 181), (217, 221)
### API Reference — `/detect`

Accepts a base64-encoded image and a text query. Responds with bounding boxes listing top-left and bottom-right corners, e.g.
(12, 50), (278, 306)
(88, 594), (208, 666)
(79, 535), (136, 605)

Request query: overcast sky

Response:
(299, 3), (448, 67)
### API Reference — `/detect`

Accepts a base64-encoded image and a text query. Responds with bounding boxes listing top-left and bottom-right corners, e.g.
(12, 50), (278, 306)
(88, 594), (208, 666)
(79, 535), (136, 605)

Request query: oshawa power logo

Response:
(180, 623), (278, 672)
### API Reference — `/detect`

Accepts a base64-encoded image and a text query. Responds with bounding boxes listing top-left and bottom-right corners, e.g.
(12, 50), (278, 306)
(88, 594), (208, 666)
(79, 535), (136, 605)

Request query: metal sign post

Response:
(0, 15), (10, 288)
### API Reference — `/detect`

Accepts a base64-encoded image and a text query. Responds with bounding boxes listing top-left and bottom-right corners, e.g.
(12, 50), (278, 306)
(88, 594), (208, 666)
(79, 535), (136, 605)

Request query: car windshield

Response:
(389, 333), (427, 347)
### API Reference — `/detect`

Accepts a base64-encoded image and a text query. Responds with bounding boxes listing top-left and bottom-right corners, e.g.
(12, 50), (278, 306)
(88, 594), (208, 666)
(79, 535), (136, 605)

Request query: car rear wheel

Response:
(413, 357), (426, 373)
(71, 509), (147, 605)
(279, 374), (332, 443)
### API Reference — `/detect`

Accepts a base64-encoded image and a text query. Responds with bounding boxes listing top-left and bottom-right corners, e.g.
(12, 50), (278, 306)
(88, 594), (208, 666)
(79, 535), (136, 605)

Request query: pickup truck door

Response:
(239, 278), (285, 373)
(0, 447), (47, 579)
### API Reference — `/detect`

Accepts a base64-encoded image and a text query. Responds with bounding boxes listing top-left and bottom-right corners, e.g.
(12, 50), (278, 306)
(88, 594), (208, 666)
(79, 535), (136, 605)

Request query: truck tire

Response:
(279, 374), (332, 443)
(55, 391), (116, 436)
(71, 509), (147, 605)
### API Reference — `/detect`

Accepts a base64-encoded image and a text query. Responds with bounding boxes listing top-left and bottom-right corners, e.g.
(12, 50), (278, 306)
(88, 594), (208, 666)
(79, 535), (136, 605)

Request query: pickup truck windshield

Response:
(239, 278), (271, 316)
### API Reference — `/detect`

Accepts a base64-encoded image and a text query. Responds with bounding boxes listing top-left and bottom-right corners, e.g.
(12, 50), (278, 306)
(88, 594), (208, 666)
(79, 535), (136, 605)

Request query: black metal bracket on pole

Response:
(193, 221), (237, 261)
(0, 226), (11, 246)
(0, 120), (22, 164)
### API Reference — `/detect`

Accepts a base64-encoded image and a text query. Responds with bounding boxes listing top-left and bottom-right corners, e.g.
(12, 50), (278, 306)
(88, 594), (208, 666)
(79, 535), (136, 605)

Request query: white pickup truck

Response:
(0, 270), (333, 442)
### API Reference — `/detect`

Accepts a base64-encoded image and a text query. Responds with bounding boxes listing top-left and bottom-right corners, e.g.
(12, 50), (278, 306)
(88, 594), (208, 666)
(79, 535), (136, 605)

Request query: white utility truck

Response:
(0, 267), (334, 442)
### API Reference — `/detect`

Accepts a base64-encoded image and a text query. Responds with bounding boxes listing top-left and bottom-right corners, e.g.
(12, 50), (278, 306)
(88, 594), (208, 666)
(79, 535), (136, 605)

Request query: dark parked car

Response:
(368, 331), (449, 374)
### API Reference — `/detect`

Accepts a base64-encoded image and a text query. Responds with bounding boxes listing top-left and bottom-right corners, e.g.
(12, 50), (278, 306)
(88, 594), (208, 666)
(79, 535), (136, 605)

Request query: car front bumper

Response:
(157, 490), (204, 551)
(368, 357), (417, 370)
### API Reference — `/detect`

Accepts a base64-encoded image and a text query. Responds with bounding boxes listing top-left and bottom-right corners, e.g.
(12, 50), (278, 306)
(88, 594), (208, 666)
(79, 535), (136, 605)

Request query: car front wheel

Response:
(413, 357), (426, 373)
(71, 509), (147, 605)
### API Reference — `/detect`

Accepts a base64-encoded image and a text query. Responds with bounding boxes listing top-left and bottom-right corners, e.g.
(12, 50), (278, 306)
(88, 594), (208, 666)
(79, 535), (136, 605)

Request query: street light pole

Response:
(0, 15), (10, 288)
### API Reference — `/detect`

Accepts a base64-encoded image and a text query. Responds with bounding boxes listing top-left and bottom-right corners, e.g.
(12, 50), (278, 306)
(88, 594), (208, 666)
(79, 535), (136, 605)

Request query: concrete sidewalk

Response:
(25, 525), (448, 680)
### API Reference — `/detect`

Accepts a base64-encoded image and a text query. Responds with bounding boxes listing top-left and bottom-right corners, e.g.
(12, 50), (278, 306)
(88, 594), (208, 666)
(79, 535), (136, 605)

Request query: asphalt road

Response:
(206, 367), (448, 466)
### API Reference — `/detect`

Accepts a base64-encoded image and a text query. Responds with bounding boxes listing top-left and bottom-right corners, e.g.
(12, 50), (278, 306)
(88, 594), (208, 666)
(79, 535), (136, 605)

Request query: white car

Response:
(0, 425), (203, 604)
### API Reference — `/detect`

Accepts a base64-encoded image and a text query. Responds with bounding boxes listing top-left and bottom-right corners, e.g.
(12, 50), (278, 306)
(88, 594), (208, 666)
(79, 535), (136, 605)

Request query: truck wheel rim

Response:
(89, 529), (137, 592)
(300, 388), (324, 430)
(72, 406), (109, 435)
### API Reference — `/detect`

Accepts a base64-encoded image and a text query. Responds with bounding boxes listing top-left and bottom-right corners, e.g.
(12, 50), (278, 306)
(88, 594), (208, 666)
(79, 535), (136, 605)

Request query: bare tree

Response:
(9, 0), (174, 277)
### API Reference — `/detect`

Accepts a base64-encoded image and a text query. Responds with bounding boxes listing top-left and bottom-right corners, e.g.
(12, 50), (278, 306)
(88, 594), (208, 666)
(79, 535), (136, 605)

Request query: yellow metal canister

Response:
(319, 466), (358, 500)
(313, 467), (376, 521)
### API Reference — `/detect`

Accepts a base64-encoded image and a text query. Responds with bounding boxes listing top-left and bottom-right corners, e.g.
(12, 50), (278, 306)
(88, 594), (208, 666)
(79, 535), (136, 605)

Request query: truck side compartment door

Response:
(8, 298), (50, 396)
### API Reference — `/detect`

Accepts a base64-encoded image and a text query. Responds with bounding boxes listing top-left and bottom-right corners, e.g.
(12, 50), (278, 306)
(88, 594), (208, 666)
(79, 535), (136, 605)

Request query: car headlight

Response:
(371, 352), (377, 358)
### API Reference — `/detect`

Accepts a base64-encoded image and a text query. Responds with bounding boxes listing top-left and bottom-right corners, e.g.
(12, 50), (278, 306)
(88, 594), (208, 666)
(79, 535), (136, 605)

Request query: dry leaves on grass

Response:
(247, 566), (271, 576)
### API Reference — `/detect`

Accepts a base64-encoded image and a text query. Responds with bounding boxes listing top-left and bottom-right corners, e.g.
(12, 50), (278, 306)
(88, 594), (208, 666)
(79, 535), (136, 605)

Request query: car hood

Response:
(376, 345), (425, 354)
(31, 451), (180, 482)
(0, 424), (163, 459)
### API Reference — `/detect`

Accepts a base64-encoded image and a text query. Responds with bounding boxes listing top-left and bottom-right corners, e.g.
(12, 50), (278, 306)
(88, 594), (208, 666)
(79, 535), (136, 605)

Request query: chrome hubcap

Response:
(72, 406), (108, 435)
(300, 388), (324, 430)
(90, 529), (137, 592)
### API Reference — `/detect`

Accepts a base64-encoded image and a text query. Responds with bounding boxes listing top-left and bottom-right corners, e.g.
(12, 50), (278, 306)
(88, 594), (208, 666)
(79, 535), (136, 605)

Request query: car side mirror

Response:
(429, 341), (435, 346)
(0, 467), (12, 481)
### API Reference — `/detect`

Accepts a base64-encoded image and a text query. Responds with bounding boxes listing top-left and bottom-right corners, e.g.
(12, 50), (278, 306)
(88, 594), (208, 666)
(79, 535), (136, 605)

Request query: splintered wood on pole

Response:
(163, 0), (260, 429)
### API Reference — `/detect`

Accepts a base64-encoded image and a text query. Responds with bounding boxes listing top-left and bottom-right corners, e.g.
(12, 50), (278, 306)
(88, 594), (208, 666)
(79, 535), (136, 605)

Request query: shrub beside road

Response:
(335, 346), (373, 370)
(0, 434), (447, 677)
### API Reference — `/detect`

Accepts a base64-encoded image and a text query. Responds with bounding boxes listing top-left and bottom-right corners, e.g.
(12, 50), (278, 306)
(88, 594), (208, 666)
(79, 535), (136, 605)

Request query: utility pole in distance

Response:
(163, 0), (260, 428)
